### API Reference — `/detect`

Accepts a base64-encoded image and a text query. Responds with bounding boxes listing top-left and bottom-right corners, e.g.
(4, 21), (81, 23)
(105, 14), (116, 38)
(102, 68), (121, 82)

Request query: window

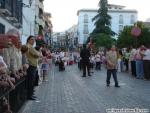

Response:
(39, 8), (43, 19)
(119, 25), (123, 33)
(119, 15), (123, 24)
(84, 34), (88, 43)
(84, 14), (88, 23)
(130, 15), (135, 24)
(0, 23), (5, 34)
(109, 7), (112, 9)
(0, 0), (5, 8)
(83, 24), (89, 34)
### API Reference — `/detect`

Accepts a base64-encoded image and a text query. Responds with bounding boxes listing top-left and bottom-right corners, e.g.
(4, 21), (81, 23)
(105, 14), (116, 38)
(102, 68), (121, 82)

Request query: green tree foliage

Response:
(92, 0), (114, 35)
(36, 25), (45, 47)
(117, 22), (150, 48)
(117, 26), (134, 48)
(87, 0), (116, 49)
(91, 33), (115, 48)
(38, 25), (43, 35)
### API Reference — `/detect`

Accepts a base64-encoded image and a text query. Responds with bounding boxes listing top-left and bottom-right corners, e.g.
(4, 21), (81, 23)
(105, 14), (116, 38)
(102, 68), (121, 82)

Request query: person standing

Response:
(106, 46), (120, 87)
(124, 48), (130, 72)
(95, 52), (101, 70)
(129, 46), (137, 77)
(117, 49), (123, 72)
(80, 44), (91, 77)
(135, 45), (144, 79)
(142, 45), (150, 80)
(26, 36), (40, 100)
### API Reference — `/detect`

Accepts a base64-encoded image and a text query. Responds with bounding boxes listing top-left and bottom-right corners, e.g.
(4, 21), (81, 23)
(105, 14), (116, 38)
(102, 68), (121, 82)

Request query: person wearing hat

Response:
(80, 44), (91, 77)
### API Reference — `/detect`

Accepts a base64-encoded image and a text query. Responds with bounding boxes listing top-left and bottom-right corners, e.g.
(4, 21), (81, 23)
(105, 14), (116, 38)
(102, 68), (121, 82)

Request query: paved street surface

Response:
(20, 64), (150, 113)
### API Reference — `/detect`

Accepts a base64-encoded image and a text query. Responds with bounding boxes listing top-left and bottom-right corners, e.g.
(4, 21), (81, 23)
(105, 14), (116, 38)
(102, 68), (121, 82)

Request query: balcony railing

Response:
(0, 0), (11, 16)
(0, 0), (22, 27)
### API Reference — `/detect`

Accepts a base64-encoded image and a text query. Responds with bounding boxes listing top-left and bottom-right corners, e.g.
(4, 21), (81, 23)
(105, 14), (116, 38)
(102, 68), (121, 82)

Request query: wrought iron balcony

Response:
(0, 0), (11, 16)
(13, 23), (22, 28)
(6, 16), (18, 23)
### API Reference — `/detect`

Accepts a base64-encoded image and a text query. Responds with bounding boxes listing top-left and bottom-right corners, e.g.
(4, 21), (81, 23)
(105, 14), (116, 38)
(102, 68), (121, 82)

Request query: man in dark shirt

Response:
(80, 44), (91, 77)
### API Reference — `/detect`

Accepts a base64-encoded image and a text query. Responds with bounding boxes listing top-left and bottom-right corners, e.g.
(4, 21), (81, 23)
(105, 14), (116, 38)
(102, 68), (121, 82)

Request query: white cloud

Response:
(44, 0), (150, 32)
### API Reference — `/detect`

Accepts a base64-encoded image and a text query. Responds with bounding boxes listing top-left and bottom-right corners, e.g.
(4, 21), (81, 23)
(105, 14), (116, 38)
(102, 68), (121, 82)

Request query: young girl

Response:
(41, 49), (49, 82)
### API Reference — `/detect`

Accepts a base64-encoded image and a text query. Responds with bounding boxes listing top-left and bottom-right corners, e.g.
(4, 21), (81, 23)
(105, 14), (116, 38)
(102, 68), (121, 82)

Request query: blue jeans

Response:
(106, 69), (119, 86)
(135, 60), (144, 78)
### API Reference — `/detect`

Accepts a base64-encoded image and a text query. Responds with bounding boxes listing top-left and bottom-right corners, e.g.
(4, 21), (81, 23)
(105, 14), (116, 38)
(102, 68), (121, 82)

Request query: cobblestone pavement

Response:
(20, 64), (150, 113)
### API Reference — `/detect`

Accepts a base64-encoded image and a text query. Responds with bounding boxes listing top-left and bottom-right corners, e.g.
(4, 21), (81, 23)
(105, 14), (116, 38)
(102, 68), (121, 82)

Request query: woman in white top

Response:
(95, 52), (101, 70)
(142, 46), (150, 80)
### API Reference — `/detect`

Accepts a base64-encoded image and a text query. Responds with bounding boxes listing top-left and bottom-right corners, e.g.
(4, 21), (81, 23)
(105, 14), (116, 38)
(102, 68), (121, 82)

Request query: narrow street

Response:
(21, 64), (150, 113)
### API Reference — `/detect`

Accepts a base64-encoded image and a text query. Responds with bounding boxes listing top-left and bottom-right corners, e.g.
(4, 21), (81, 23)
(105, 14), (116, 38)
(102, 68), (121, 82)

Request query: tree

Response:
(117, 22), (150, 48)
(117, 26), (134, 48)
(91, 33), (115, 48)
(87, 0), (116, 48)
(92, 0), (113, 35)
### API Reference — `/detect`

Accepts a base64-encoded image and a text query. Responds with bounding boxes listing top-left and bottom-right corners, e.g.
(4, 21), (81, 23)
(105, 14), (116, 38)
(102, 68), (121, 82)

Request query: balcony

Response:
(0, 0), (11, 16)
(0, 9), (11, 16)
(6, 16), (18, 23)
(13, 23), (22, 28)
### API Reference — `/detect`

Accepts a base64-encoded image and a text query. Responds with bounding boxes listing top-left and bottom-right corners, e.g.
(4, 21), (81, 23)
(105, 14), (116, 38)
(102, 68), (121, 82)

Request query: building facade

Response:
(22, 0), (46, 44)
(0, 0), (22, 34)
(52, 32), (66, 49)
(43, 12), (53, 46)
(77, 4), (138, 44)
(66, 25), (78, 49)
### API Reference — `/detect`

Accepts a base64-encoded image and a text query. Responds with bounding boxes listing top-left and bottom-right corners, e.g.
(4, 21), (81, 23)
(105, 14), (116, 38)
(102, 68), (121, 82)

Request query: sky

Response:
(44, 0), (150, 32)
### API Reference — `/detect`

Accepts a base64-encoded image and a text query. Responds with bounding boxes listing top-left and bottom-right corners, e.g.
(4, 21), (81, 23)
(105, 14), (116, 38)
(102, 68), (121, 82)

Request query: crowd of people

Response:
(71, 44), (150, 87)
(0, 31), (52, 112)
(0, 29), (150, 113)
(117, 45), (150, 80)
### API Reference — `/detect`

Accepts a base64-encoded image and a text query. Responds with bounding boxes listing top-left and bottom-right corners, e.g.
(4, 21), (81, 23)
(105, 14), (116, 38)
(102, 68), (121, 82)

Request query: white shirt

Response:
(143, 49), (150, 60)
(95, 54), (101, 62)
(60, 52), (64, 58)
(129, 49), (137, 61)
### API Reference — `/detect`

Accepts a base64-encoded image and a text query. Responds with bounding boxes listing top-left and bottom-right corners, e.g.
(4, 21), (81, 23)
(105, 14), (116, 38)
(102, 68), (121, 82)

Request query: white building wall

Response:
(78, 11), (97, 44)
(22, 0), (36, 44)
(0, 17), (17, 33)
(109, 12), (138, 35)
(77, 9), (137, 44)
(22, 0), (45, 44)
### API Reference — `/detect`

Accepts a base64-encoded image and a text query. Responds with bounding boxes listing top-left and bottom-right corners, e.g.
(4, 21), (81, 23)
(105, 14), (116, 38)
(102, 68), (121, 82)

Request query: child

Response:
(41, 49), (49, 81)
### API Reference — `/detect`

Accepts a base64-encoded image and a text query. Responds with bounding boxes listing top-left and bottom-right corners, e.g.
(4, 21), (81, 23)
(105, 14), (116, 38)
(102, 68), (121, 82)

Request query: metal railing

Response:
(0, 76), (27, 113)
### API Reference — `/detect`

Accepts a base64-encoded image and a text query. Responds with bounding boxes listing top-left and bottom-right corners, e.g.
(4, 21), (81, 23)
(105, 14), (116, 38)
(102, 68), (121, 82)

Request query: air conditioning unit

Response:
(0, 8), (11, 16)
